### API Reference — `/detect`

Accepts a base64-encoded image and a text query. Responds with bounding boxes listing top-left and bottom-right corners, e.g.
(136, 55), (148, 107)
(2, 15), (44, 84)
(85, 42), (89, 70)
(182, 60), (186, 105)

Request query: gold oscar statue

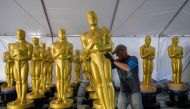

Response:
(140, 35), (156, 92)
(73, 50), (81, 83)
(80, 11), (115, 109)
(40, 43), (49, 92)
(168, 36), (188, 90)
(46, 47), (53, 89)
(7, 29), (34, 109)
(89, 26), (114, 100)
(3, 44), (14, 89)
(50, 29), (73, 108)
(27, 37), (44, 99)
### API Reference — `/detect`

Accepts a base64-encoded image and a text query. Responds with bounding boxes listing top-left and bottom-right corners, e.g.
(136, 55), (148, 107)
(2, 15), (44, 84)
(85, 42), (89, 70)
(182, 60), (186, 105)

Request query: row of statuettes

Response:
(3, 10), (187, 109)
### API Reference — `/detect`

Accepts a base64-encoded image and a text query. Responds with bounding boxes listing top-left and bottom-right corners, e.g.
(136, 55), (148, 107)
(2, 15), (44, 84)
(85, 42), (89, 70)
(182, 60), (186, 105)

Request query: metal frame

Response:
(41, 0), (54, 43)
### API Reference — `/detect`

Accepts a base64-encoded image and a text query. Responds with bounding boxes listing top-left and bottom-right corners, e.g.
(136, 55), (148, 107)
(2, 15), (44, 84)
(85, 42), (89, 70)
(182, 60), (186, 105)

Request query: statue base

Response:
(140, 83), (160, 108)
(54, 92), (73, 99)
(89, 92), (98, 100)
(140, 83), (157, 93)
(0, 87), (16, 105)
(168, 83), (189, 91)
(165, 83), (190, 108)
(26, 92), (45, 100)
(7, 100), (34, 109)
(50, 98), (73, 109)
(1, 86), (15, 91)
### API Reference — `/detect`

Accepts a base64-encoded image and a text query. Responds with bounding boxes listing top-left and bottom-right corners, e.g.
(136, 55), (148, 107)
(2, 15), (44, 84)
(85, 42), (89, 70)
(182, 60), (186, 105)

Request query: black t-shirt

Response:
(116, 56), (140, 93)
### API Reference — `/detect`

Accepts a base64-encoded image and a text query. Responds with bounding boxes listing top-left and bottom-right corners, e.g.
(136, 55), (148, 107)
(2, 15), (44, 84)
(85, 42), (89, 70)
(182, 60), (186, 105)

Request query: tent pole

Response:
(156, 36), (160, 81)
(110, 0), (120, 32)
(41, 0), (54, 43)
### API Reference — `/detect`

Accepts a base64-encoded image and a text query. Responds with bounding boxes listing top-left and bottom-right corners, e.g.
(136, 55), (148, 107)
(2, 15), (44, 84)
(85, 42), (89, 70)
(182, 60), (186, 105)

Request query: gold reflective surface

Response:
(140, 35), (155, 85)
(80, 11), (114, 109)
(168, 36), (183, 84)
(7, 29), (33, 109)
(50, 28), (73, 108)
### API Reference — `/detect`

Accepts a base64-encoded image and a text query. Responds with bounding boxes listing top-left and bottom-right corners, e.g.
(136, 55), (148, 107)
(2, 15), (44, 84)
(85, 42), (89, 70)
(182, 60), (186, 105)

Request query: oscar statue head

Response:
(87, 11), (98, 27)
(58, 29), (66, 41)
(145, 35), (151, 46)
(42, 42), (46, 49)
(16, 29), (26, 40)
(172, 36), (179, 46)
(32, 37), (39, 46)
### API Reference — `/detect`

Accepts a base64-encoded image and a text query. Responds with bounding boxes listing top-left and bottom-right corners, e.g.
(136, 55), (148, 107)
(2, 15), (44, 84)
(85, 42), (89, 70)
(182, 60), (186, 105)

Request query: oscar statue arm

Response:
(68, 44), (73, 60)
(3, 52), (8, 62)
(27, 44), (33, 60)
(105, 38), (113, 52)
(39, 50), (43, 61)
(151, 47), (156, 59)
(140, 46), (149, 59)
(179, 47), (184, 58)
(51, 44), (60, 59)
(102, 27), (114, 52)
(80, 34), (96, 54)
(168, 46), (176, 58)
(9, 44), (16, 59)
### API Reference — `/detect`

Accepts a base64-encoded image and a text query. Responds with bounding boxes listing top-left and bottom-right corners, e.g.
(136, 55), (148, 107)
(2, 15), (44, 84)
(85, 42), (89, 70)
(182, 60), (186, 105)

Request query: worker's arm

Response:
(114, 61), (130, 72)
(114, 58), (138, 73)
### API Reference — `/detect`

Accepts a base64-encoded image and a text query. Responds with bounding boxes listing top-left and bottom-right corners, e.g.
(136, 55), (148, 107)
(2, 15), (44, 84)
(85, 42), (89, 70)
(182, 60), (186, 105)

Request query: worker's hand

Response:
(104, 52), (115, 63)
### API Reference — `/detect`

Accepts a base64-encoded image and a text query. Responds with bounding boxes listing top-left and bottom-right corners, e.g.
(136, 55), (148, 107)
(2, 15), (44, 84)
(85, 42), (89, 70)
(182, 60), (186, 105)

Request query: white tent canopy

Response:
(0, 0), (190, 36)
(0, 0), (190, 84)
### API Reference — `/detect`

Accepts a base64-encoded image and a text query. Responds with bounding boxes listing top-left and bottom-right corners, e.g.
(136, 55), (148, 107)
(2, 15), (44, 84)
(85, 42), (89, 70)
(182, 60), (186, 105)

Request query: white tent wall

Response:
(1, 36), (190, 86)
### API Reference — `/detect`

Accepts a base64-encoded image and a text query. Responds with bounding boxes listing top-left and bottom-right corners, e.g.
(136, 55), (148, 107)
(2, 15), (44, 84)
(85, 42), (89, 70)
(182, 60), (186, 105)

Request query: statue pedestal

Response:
(27, 92), (45, 100)
(7, 100), (34, 109)
(165, 83), (190, 108)
(140, 84), (160, 109)
(49, 98), (73, 109)
(0, 86), (16, 105)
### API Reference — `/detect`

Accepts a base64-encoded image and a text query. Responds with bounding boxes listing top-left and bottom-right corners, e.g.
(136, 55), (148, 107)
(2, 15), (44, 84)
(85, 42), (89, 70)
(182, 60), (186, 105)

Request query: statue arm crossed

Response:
(140, 46), (151, 59)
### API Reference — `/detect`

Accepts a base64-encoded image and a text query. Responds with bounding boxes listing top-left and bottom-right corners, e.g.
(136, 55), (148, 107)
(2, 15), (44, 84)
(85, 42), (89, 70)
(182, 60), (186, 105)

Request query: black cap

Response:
(113, 44), (127, 54)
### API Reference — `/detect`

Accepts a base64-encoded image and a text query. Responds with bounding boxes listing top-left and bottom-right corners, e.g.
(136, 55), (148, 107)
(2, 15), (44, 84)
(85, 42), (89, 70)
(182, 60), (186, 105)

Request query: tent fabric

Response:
(1, 36), (190, 85)
(0, 0), (190, 35)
